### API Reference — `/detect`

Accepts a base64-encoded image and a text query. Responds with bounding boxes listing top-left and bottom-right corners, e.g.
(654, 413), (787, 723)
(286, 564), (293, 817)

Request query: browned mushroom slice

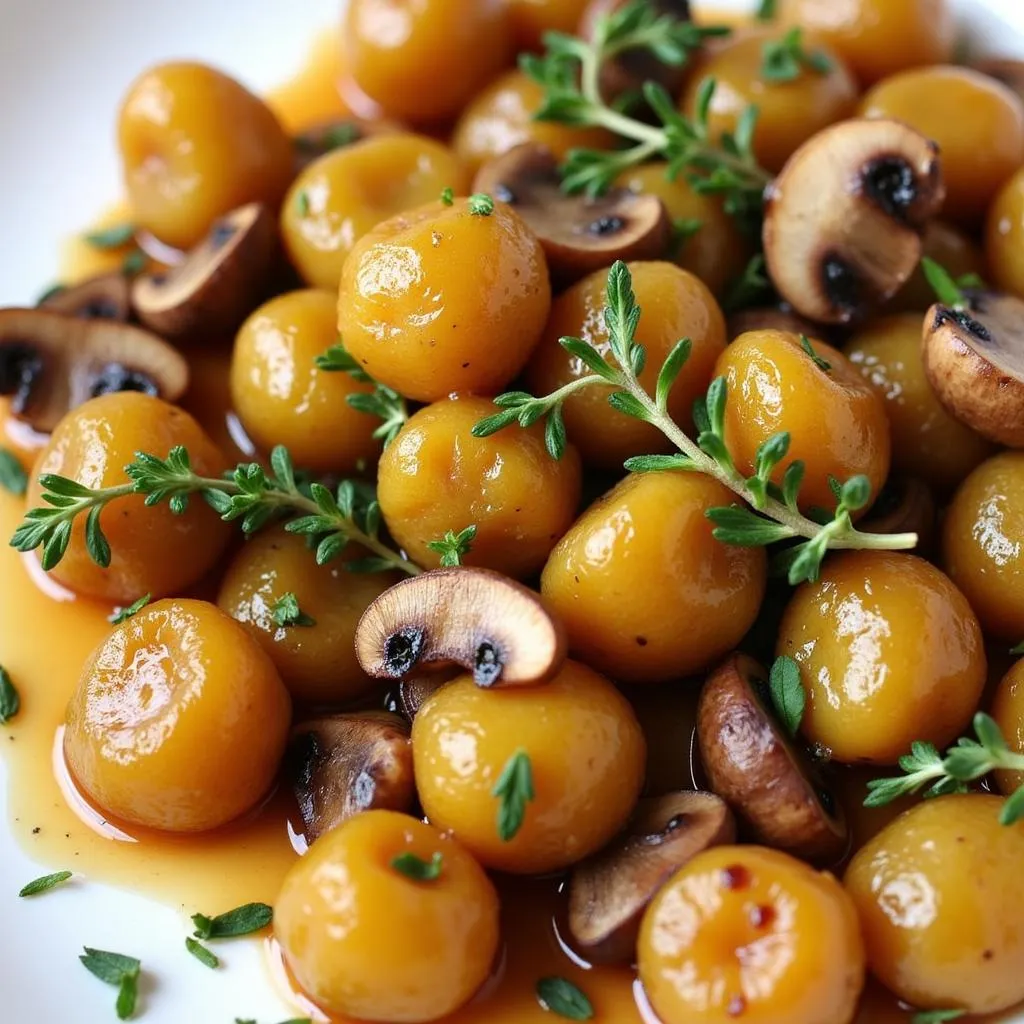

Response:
(287, 711), (414, 844)
(355, 567), (566, 688)
(567, 791), (734, 965)
(395, 671), (457, 721)
(922, 291), (1024, 448)
(40, 273), (131, 322)
(697, 653), (847, 863)
(726, 305), (825, 343)
(973, 58), (1024, 100)
(131, 203), (276, 341)
(861, 477), (935, 552)
(473, 144), (670, 284)
(0, 308), (188, 433)
(764, 119), (945, 324)
(580, 0), (694, 104)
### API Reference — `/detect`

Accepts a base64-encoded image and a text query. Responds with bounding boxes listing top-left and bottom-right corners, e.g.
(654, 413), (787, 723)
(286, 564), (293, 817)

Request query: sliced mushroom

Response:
(922, 291), (1024, 448)
(287, 711), (414, 844)
(973, 58), (1024, 100)
(473, 144), (670, 284)
(131, 203), (276, 342)
(697, 653), (847, 863)
(861, 477), (936, 552)
(567, 791), (734, 965)
(764, 119), (945, 324)
(355, 567), (567, 688)
(580, 0), (693, 104)
(726, 305), (825, 343)
(40, 273), (131, 322)
(395, 671), (457, 721)
(0, 308), (188, 433)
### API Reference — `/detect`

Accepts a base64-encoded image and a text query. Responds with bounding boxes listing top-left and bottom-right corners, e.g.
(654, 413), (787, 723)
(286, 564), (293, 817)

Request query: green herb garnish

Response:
(271, 592), (316, 628)
(800, 334), (831, 372)
(108, 594), (151, 625)
(19, 870), (72, 897)
(391, 851), (444, 881)
(867, 713), (1024, 825)
(36, 282), (67, 305)
(761, 28), (833, 82)
(911, 1011), (966, 1024)
(83, 223), (135, 249)
(0, 449), (27, 496)
(426, 525), (477, 567)
(468, 193), (495, 216)
(921, 257), (979, 311)
(0, 666), (19, 725)
(536, 977), (594, 1020)
(768, 655), (805, 736)
(121, 249), (147, 276)
(723, 253), (773, 312)
(667, 217), (704, 260)
(1011, 640), (1024, 655)
(473, 261), (917, 585)
(296, 190), (311, 217)
(191, 901), (273, 940)
(185, 936), (220, 969)
(755, 0), (777, 20)
(493, 748), (535, 842)
(79, 948), (141, 1020)
(440, 186), (455, 206)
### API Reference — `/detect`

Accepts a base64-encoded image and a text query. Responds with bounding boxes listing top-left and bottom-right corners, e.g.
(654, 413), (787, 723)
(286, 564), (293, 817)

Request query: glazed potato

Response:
(216, 528), (399, 705)
(638, 845), (865, 1024)
(118, 61), (293, 250)
(26, 392), (231, 604)
(777, 551), (986, 764)
(64, 599), (290, 832)
(541, 472), (767, 684)
(378, 396), (582, 580)
(992, 659), (1024, 797)
(275, 810), (499, 1022)
(845, 795), (1024, 1015)
(412, 661), (646, 874)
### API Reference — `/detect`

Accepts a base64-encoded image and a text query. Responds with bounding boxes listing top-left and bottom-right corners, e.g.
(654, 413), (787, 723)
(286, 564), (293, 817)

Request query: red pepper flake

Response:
(748, 903), (775, 929)
(721, 864), (751, 891)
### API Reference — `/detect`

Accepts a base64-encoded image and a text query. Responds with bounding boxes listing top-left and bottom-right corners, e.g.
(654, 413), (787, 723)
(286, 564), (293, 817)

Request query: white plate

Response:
(3, 1), (1024, 1021)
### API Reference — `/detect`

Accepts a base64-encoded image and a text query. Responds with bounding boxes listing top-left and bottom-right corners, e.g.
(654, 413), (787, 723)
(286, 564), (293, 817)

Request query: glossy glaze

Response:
(282, 134), (470, 290)
(993, 660), (1024, 797)
(231, 289), (382, 473)
(541, 472), (767, 683)
(845, 796), (1024, 1015)
(338, 198), (550, 402)
(525, 261), (727, 469)
(412, 663), (646, 875)
(777, 551), (986, 764)
(986, 165), (1024, 299)
(943, 453), (1024, 641)
(638, 845), (865, 1024)
(846, 314), (995, 491)
(717, 331), (891, 515)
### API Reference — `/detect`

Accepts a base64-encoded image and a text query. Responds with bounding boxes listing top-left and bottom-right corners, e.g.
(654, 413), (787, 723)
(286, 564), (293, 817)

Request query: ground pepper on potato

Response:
(6, 0), (1024, 1022)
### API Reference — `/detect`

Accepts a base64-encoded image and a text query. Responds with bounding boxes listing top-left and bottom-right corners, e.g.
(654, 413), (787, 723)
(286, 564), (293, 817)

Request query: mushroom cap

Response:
(40, 273), (131, 322)
(697, 653), (847, 863)
(473, 144), (670, 285)
(286, 711), (414, 845)
(355, 566), (567, 689)
(131, 202), (277, 342)
(922, 292), (1024, 448)
(0, 307), (188, 433)
(861, 477), (936, 553)
(764, 118), (945, 324)
(395, 671), (457, 722)
(567, 790), (734, 965)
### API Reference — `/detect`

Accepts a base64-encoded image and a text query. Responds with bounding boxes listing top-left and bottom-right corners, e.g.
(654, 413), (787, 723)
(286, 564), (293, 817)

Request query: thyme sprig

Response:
(521, 0), (770, 219)
(473, 261), (917, 585)
(11, 445), (420, 577)
(866, 713), (1024, 826)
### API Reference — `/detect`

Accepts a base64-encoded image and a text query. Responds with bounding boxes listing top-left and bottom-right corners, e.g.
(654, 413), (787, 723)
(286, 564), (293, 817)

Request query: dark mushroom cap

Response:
(0, 307), (188, 433)
(473, 144), (670, 285)
(355, 566), (567, 689)
(287, 711), (414, 844)
(580, 0), (693, 104)
(395, 671), (458, 722)
(922, 292), (1024, 448)
(861, 477), (936, 553)
(764, 118), (945, 324)
(40, 273), (131, 322)
(567, 791), (734, 965)
(697, 653), (847, 863)
(131, 203), (276, 342)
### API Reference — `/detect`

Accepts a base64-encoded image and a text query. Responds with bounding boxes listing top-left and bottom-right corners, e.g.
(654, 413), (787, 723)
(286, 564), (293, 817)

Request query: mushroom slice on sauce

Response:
(473, 144), (670, 285)
(922, 291), (1024, 448)
(40, 273), (131, 322)
(0, 307), (188, 433)
(355, 566), (567, 689)
(287, 711), (414, 844)
(568, 791), (735, 965)
(764, 119), (945, 324)
(132, 203), (276, 341)
(697, 653), (848, 863)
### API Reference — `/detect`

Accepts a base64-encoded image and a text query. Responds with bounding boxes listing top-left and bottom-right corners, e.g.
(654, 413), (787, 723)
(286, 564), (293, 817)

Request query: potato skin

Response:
(845, 795), (1024, 1015)
(64, 599), (291, 832)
